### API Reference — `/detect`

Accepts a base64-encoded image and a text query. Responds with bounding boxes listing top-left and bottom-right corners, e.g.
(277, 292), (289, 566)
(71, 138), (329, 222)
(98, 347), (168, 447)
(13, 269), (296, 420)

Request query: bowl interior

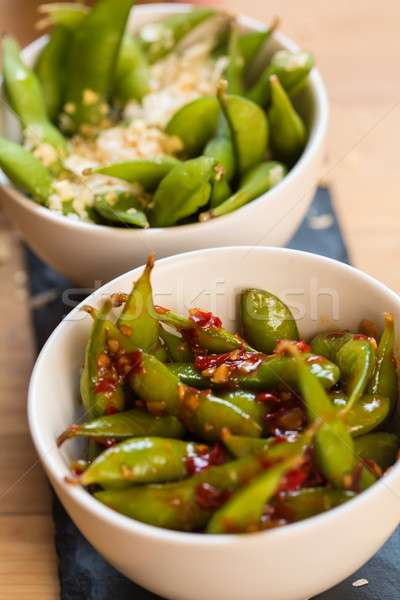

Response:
(29, 246), (400, 516)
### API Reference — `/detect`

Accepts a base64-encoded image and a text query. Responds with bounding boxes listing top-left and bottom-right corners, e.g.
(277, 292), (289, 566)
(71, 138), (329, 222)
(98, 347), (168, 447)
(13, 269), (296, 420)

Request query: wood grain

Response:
(0, 0), (399, 597)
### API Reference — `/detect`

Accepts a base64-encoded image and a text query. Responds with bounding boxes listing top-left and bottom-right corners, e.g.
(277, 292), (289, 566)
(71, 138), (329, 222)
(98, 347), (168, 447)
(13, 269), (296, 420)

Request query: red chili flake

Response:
(93, 378), (117, 395)
(305, 355), (324, 364)
(264, 400), (307, 435)
(277, 468), (307, 495)
(154, 305), (170, 314)
(188, 308), (222, 329)
(194, 353), (231, 370)
(275, 340), (311, 354)
(115, 350), (143, 377)
(255, 392), (281, 404)
(184, 444), (226, 476)
(195, 483), (231, 510)
(353, 334), (370, 341)
(348, 462), (364, 493)
(106, 403), (120, 415)
(326, 330), (350, 339)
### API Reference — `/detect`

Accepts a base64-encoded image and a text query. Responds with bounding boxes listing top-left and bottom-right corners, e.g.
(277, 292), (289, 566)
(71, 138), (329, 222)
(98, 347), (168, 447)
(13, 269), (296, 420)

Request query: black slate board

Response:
(26, 187), (399, 600)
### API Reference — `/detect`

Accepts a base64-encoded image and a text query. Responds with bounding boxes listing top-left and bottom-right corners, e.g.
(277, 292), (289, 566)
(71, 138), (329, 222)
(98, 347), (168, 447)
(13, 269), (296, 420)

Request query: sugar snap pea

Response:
(72, 437), (209, 487)
(240, 288), (299, 354)
(165, 97), (220, 158)
(93, 189), (149, 228)
(0, 135), (53, 204)
(199, 160), (287, 220)
(137, 7), (217, 64)
(62, 0), (134, 135)
(268, 74), (307, 166)
(149, 157), (218, 227)
(2, 35), (68, 159)
(57, 408), (186, 446)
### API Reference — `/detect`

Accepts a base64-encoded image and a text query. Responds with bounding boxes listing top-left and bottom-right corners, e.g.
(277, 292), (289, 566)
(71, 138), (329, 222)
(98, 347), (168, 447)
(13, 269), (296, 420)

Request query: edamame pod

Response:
(57, 408), (187, 446)
(138, 7), (217, 64)
(165, 97), (220, 158)
(85, 156), (180, 191)
(354, 433), (399, 472)
(36, 2), (89, 31)
(331, 393), (391, 437)
(268, 74), (307, 166)
(62, 0), (134, 135)
(247, 49), (315, 108)
(268, 488), (355, 524)
(217, 82), (268, 176)
(2, 35), (68, 159)
(159, 327), (193, 363)
(240, 288), (299, 354)
(73, 437), (209, 487)
(34, 26), (70, 122)
(93, 189), (149, 228)
(114, 33), (154, 104)
(149, 157), (218, 227)
(367, 313), (398, 417)
(200, 161), (286, 220)
(80, 302), (125, 419)
(0, 135), (53, 204)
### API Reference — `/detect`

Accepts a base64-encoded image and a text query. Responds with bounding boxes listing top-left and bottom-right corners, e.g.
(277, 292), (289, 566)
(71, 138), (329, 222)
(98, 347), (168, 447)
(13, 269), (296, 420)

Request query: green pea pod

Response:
(85, 156), (180, 191)
(200, 161), (287, 220)
(116, 254), (160, 353)
(269, 488), (356, 523)
(80, 302), (125, 419)
(104, 321), (262, 441)
(62, 0), (134, 135)
(114, 33), (154, 104)
(331, 393), (391, 437)
(149, 157), (217, 227)
(156, 307), (254, 353)
(57, 408), (187, 446)
(93, 189), (149, 228)
(137, 7), (217, 64)
(217, 82), (268, 176)
(34, 26), (70, 122)
(367, 313), (398, 417)
(310, 331), (376, 413)
(354, 433), (399, 472)
(2, 35), (68, 159)
(0, 135), (53, 204)
(165, 97), (220, 159)
(72, 437), (209, 487)
(240, 288), (299, 354)
(159, 327), (193, 363)
(206, 454), (303, 534)
(95, 449), (276, 530)
(268, 74), (307, 166)
(285, 343), (357, 488)
(247, 49), (315, 108)
(168, 352), (340, 391)
(36, 2), (89, 31)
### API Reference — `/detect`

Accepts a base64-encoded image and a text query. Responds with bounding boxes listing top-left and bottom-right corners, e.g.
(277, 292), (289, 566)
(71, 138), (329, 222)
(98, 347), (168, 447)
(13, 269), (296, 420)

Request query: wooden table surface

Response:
(1, 1), (400, 598)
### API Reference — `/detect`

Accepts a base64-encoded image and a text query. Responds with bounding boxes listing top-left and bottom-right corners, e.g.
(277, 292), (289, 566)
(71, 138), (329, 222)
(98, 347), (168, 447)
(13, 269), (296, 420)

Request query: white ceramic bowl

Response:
(29, 246), (400, 600)
(0, 4), (328, 287)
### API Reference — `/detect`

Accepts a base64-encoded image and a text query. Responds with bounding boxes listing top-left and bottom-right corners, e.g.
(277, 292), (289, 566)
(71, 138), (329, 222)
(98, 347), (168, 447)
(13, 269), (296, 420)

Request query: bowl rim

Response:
(28, 246), (400, 547)
(0, 2), (329, 238)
